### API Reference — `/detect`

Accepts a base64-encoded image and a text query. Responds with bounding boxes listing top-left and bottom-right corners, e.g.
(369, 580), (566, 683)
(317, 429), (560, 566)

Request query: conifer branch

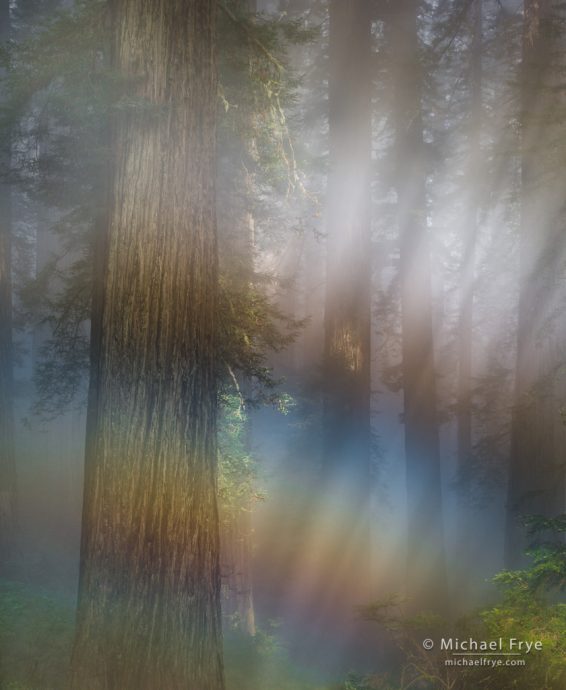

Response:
(219, 1), (285, 74)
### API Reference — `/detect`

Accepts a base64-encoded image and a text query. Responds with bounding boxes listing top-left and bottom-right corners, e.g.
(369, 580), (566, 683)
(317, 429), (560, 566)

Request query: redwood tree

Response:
(70, 1), (224, 688)
(505, 0), (565, 568)
(456, 0), (483, 596)
(322, 0), (372, 571)
(389, 0), (447, 611)
(313, 0), (373, 662)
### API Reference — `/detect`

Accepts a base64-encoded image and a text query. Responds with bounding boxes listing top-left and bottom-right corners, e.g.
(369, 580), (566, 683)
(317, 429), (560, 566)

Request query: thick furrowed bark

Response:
(70, 2), (224, 688)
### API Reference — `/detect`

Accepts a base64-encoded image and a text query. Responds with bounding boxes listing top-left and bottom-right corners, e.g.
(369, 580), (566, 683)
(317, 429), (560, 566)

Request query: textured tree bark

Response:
(70, 1), (225, 688)
(505, 0), (565, 569)
(390, 0), (447, 612)
(0, 0), (17, 573)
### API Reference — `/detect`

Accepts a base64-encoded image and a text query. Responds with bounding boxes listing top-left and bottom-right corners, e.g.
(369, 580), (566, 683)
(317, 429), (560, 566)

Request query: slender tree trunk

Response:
(70, 2), (224, 688)
(306, 0), (373, 665)
(505, 0), (564, 568)
(220, 500), (256, 635)
(390, 0), (447, 612)
(0, 0), (16, 573)
(456, 0), (482, 598)
(322, 0), (372, 604)
(219, 373), (256, 635)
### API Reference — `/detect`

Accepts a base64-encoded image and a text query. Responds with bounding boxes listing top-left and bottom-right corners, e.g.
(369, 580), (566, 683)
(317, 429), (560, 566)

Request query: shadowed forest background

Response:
(0, 0), (565, 689)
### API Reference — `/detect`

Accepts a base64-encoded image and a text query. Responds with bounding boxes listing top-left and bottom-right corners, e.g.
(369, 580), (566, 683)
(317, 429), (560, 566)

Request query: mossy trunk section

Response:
(390, 0), (447, 612)
(70, 1), (224, 689)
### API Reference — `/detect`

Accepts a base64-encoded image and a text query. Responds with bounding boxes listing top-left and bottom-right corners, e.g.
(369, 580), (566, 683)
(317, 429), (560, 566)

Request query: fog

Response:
(1, 0), (565, 688)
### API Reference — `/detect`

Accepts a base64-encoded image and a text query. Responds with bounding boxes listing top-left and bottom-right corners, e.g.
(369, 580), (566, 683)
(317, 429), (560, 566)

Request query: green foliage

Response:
(0, 580), (335, 690)
(359, 598), (457, 690)
(492, 514), (566, 595)
(477, 515), (566, 690)
(223, 626), (327, 690)
(479, 599), (566, 690)
(217, 271), (302, 406)
(218, 0), (317, 197)
(359, 517), (566, 690)
(3, 1), (113, 418)
(0, 580), (74, 690)
(0, 1), (108, 136)
(2, 0), (309, 420)
(218, 393), (262, 517)
(19, 226), (92, 418)
(341, 672), (397, 690)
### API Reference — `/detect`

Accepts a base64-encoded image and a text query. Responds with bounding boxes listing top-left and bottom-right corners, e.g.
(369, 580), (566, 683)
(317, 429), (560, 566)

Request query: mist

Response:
(0, 1), (565, 689)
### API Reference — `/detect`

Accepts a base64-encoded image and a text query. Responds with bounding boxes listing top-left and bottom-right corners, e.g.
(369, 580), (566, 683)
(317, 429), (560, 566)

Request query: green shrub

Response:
(359, 516), (566, 690)
(223, 625), (329, 690)
(0, 580), (74, 690)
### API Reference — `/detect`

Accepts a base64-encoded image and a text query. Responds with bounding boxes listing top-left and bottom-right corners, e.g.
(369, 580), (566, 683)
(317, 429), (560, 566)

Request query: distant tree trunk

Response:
(505, 0), (565, 568)
(220, 499), (256, 635)
(307, 0), (374, 668)
(218, 356), (256, 638)
(456, 0), (482, 596)
(0, 0), (17, 572)
(390, 0), (447, 612)
(70, 1), (225, 688)
(322, 0), (372, 589)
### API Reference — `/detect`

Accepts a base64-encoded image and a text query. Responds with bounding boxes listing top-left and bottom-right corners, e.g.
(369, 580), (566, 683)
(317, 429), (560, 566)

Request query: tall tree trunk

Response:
(0, 0), (16, 573)
(505, 0), (565, 568)
(311, 0), (374, 669)
(70, 2), (224, 688)
(220, 499), (256, 635)
(390, 0), (447, 612)
(456, 0), (482, 598)
(322, 0), (372, 593)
